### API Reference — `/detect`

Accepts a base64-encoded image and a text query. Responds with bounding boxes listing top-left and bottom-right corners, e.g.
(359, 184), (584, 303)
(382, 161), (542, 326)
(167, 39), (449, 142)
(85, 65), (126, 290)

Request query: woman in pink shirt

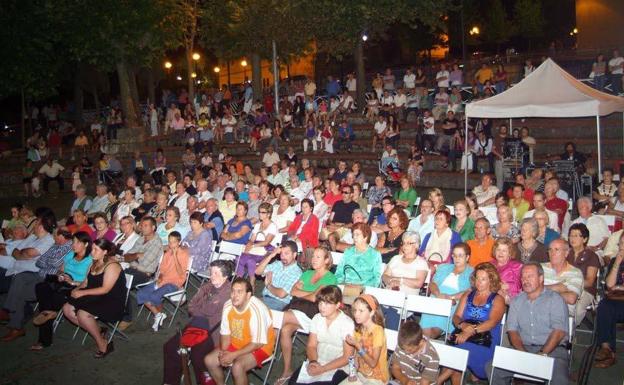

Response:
(136, 231), (190, 331)
(491, 237), (522, 304)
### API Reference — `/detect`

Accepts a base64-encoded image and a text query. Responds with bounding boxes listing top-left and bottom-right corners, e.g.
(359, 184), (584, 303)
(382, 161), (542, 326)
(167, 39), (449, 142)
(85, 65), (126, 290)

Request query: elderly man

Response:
(0, 228), (72, 341)
(169, 182), (189, 217)
(267, 163), (287, 188)
(524, 191), (560, 232)
(289, 177), (307, 212)
(196, 178), (213, 211)
(0, 215), (55, 292)
(472, 173), (499, 207)
(329, 209), (378, 252)
(122, 216), (163, 286)
(87, 183), (110, 217)
(255, 240), (302, 310)
(569, 197), (609, 253)
(203, 198), (224, 241)
(542, 239), (583, 315)
(204, 277), (275, 385)
(68, 184), (92, 216)
(38, 158), (65, 193)
(246, 186), (262, 224)
(262, 145), (280, 168)
(489, 262), (570, 385)
(180, 195), (199, 227)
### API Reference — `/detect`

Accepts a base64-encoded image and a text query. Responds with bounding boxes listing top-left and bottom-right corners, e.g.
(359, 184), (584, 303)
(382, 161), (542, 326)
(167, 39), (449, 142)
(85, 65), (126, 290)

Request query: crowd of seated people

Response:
(3, 133), (624, 385)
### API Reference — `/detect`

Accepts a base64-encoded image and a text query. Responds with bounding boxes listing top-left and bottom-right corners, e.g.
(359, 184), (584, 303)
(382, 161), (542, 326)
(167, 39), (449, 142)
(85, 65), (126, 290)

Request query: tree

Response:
(483, 0), (512, 53)
(309, 0), (453, 111)
(514, 0), (545, 51)
(53, 0), (181, 131)
(169, 0), (202, 104)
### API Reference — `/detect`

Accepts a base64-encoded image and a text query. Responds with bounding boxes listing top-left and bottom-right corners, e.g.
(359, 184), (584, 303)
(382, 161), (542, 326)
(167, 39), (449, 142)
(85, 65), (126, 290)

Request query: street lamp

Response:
(469, 26), (480, 36)
(241, 60), (248, 81)
(191, 72), (197, 78)
(176, 75), (182, 81)
(213, 66), (220, 73)
(361, 32), (368, 42)
(164, 61), (172, 69)
(192, 52), (201, 61)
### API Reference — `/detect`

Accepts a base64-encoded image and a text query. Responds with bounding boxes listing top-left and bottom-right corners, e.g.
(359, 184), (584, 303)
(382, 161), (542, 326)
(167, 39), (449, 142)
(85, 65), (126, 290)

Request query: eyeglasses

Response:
(342, 191), (351, 194)
(259, 211), (268, 214)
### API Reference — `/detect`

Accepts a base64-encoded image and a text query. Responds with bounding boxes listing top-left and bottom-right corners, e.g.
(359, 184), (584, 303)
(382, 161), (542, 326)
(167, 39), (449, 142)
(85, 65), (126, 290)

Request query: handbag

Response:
(180, 327), (210, 347)
(448, 319), (492, 347)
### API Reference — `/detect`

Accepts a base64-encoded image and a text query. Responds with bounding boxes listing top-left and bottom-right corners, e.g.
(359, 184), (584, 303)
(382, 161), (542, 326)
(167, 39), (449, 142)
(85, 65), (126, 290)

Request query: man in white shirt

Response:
(609, 49), (623, 95)
(169, 183), (189, 216)
(339, 93), (354, 114)
(524, 192), (560, 232)
(267, 164), (287, 188)
(472, 173), (499, 207)
(262, 146), (280, 168)
(372, 115), (387, 151)
(422, 109), (436, 154)
(569, 197), (609, 253)
(432, 88), (449, 120)
(221, 111), (237, 143)
(38, 158), (65, 192)
(403, 68), (416, 91)
(179, 196), (199, 227)
(393, 88), (407, 122)
(472, 131), (494, 174)
(436, 63), (450, 89)
(196, 179), (213, 212)
(346, 73), (357, 94)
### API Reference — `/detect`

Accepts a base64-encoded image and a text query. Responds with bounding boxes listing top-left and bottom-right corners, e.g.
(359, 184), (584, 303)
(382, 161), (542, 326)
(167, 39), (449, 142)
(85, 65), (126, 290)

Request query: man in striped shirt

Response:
(205, 277), (275, 385)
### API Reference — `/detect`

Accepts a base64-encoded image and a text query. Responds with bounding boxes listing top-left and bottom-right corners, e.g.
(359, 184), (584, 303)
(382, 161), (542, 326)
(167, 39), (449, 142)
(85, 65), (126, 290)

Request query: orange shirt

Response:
(466, 237), (495, 267)
(221, 296), (275, 356)
(355, 323), (389, 382)
(157, 247), (189, 288)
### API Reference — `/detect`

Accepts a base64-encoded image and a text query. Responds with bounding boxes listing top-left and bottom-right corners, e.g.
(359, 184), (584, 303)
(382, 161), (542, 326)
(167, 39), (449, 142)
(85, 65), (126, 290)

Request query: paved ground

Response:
(1, 189), (623, 385)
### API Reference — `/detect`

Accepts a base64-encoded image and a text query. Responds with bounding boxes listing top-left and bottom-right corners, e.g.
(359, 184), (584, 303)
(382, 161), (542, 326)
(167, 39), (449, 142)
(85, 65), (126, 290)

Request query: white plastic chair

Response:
(481, 206), (498, 225)
(385, 328), (399, 352)
(330, 251), (344, 266)
(215, 241), (245, 262)
(596, 214), (617, 232)
(403, 294), (454, 342)
(160, 256), (194, 327)
(364, 286), (406, 313)
(225, 309), (283, 385)
(489, 345), (554, 385)
(430, 341), (470, 385)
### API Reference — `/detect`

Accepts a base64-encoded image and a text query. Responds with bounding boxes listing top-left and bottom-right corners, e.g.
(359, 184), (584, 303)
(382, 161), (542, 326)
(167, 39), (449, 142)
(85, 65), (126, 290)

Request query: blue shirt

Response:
(225, 218), (253, 244)
(262, 261), (302, 304)
(63, 252), (93, 282)
(238, 191), (249, 202)
(326, 80), (341, 96)
(338, 125), (354, 138)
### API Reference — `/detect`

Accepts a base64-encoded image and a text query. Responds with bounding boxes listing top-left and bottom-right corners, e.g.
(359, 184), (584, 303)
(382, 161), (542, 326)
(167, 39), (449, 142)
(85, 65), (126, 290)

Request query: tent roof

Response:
(465, 58), (624, 118)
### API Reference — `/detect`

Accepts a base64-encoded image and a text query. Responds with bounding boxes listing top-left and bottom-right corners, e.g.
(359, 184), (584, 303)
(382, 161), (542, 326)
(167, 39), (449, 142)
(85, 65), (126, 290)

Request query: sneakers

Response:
(151, 312), (168, 332)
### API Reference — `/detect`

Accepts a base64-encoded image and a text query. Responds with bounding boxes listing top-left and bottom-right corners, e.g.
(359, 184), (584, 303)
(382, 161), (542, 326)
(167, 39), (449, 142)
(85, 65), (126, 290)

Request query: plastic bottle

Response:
(348, 355), (357, 382)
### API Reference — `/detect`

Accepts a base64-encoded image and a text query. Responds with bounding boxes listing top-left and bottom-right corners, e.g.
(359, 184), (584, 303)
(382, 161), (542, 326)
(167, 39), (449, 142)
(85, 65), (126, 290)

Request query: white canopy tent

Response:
(463, 58), (624, 194)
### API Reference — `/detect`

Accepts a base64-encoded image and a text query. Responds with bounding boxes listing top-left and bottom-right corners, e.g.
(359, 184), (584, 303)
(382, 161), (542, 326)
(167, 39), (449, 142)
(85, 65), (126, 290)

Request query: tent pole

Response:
(509, 118), (512, 132)
(596, 115), (602, 178)
(464, 115), (469, 196)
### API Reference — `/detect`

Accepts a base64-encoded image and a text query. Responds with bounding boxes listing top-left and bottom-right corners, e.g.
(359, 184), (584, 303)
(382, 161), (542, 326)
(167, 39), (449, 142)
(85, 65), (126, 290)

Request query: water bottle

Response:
(480, 167), (484, 174)
(348, 355), (357, 382)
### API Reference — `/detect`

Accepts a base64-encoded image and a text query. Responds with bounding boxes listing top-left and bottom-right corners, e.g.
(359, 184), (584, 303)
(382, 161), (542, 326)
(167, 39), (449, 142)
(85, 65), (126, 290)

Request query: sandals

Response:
(94, 341), (115, 359)
(32, 311), (58, 326)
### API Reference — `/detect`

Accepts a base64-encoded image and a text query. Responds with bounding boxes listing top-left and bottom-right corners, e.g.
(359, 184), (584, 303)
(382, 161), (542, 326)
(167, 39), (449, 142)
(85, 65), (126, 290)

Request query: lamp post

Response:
(214, 66), (220, 88)
(241, 60), (248, 82)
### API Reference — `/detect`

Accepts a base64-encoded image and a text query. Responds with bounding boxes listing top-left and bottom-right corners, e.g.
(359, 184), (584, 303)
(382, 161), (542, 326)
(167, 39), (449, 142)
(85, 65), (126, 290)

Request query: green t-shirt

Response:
(300, 270), (338, 292)
(394, 188), (418, 209)
(451, 217), (475, 242)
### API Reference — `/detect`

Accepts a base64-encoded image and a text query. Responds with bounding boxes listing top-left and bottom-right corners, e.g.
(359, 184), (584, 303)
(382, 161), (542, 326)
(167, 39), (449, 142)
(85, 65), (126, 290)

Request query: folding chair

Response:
(225, 309), (283, 385)
(385, 328), (399, 352)
(481, 206), (498, 225)
(195, 240), (220, 284)
(216, 241), (245, 275)
(365, 286), (406, 331)
(420, 269), (432, 296)
(402, 294), (454, 342)
(489, 345), (554, 385)
(430, 341), (470, 385)
(75, 273), (134, 345)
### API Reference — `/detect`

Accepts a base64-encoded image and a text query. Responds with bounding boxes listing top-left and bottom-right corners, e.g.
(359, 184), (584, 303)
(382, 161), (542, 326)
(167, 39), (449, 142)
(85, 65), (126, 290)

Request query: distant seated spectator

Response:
(492, 237), (522, 304)
(382, 232), (429, 295)
(490, 206), (519, 243)
(121, 216), (164, 287)
(156, 207), (190, 246)
(472, 174), (498, 207)
(570, 197), (609, 254)
(286, 199), (320, 258)
(38, 158), (65, 193)
(534, 209), (560, 248)
(407, 199), (435, 241)
(524, 192), (559, 231)
(236, 203), (277, 286)
(255, 241), (302, 310)
(567, 223), (601, 325)
(419, 210), (462, 265)
(203, 198), (225, 241)
(69, 185), (92, 216)
(87, 184), (110, 217)
(92, 212), (116, 242)
(67, 209), (95, 239)
(391, 320), (440, 385)
(262, 145), (280, 168)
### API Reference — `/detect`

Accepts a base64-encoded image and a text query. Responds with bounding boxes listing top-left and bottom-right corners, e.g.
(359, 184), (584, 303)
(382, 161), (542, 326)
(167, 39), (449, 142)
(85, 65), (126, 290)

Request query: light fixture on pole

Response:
(213, 66), (220, 73)
(191, 72), (197, 78)
(176, 75), (182, 81)
(192, 52), (200, 61)
(164, 61), (173, 69)
(361, 31), (368, 42)
(469, 26), (480, 36)
(241, 59), (248, 81)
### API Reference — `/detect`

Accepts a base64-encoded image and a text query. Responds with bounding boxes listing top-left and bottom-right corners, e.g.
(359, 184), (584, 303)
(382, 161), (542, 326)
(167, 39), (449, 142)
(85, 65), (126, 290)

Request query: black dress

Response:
(69, 263), (126, 323)
(381, 230), (405, 263)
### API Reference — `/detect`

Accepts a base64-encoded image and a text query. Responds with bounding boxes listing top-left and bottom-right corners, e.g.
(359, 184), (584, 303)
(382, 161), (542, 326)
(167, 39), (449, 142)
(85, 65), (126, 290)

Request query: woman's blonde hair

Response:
(352, 295), (385, 332)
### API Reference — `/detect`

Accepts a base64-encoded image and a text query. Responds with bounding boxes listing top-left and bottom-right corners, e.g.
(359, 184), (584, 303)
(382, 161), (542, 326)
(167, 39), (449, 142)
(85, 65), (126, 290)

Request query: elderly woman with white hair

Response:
(382, 231), (429, 295)
(515, 218), (548, 263)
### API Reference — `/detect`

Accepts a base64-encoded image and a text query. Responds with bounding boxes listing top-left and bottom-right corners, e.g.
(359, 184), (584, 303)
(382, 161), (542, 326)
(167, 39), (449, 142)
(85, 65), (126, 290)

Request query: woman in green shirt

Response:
(394, 176), (418, 213)
(451, 200), (475, 241)
(278, 247), (337, 384)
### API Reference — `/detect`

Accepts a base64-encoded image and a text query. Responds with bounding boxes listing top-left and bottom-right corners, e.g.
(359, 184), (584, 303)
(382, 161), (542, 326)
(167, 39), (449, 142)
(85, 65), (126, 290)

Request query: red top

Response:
(287, 213), (320, 250)
(545, 197), (568, 229)
(323, 191), (343, 207)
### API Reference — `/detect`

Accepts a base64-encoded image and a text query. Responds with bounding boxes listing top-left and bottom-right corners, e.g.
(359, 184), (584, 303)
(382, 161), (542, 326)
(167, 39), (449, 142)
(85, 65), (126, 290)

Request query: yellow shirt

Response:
(355, 323), (388, 382)
(221, 296), (275, 356)
(475, 68), (494, 84)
